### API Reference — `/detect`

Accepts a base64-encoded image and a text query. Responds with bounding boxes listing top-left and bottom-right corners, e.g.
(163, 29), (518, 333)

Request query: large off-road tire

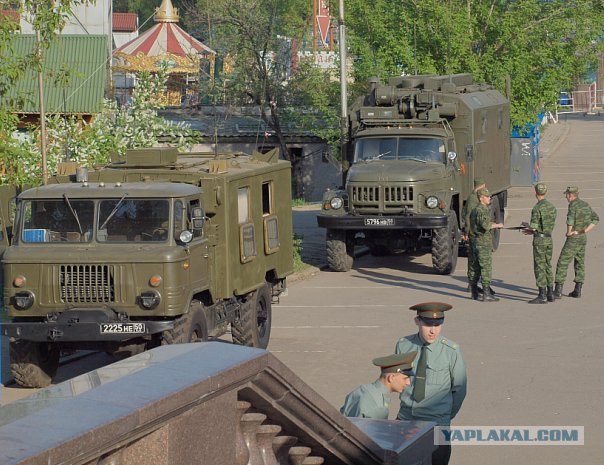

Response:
(232, 284), (272, 349)
(10, 339), (60, 388)
(432, 211), (460, 275)
(161, 301), (209, 345)
(490, 195), (503, 251)
(326, 229), (354, 272)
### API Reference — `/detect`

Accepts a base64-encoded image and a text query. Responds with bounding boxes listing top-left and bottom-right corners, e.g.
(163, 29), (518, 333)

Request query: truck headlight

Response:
(139, 290), (160, 310)
(425, 196), (439, 209)
(330, 197), (344, 209)
(13, 291), (34, 310)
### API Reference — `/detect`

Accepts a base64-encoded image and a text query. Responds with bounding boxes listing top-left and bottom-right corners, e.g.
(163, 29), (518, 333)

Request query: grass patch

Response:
(293, 232), (306, 272)
(292, 198), (306, 207)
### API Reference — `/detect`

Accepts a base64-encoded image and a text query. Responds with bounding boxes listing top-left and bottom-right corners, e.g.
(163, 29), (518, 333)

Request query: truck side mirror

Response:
(191, 207), (205, 230)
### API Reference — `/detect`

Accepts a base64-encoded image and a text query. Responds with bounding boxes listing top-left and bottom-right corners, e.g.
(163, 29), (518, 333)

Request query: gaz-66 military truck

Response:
(1, 147), (293, 388)
(318, 73), (510, 273)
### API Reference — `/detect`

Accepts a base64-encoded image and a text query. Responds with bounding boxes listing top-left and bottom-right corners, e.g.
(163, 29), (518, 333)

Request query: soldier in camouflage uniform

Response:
(523, 183), (557, 304)
(554, 186), (599, 298)
(468, 188), (503, 301)
(462, 177), (485, 292)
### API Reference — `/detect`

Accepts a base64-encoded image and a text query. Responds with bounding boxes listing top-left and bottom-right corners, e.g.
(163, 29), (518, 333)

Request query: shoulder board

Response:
(441, 338), (459, 350)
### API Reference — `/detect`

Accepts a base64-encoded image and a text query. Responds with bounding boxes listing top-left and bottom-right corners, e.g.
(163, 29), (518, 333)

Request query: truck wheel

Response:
(432, 211), (460, 275)
(10, 339), (60, 388)
(326, 229), (353, 272)
(161, 301), (209, 345)
(232, 284), (272, 349)
(490, 195), (503, 251)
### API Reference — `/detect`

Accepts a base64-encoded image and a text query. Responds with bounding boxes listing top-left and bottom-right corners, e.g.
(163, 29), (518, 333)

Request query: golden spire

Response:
(154, 0), (179, 23)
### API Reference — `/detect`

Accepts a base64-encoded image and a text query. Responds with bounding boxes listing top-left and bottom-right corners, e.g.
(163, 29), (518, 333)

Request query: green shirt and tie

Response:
(340, 379), (390, 419)
(394, 333), (467, 425)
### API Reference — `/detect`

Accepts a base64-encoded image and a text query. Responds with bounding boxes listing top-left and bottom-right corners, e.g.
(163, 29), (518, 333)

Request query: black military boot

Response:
(553, 283), (563, 299)
(470, 283), (479, 300)
(568, 282), (582, 298)
(528, 288), (547, 304)
(482, 286), (499, 302)
(546, 286), (554, 302)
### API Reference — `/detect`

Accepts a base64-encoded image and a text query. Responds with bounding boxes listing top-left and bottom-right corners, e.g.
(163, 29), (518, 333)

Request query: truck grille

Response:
(350, 185), (414, 212)
(59, 265), (115, 303)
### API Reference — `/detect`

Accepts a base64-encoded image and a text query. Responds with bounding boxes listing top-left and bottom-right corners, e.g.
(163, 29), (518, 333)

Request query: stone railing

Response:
(0, 342), (435, 465)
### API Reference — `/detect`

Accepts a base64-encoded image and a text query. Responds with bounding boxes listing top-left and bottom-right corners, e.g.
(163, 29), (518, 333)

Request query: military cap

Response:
(373, 351), (417, 375)
(534, 182), (547, 195)
(563, 186), (579, 194)
(473, 177), (486, 187)
(476, 187), (490, 198)
(410, 302), (452, 326)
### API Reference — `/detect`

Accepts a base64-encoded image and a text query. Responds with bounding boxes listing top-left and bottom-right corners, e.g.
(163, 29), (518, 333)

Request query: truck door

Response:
(178, 198), (210, 292)
(0, 185), (19, 255)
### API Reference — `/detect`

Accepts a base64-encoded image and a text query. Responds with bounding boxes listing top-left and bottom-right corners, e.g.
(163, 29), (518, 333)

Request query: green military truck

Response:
(1, 147), (293, 388)
(318, 73), (510, 273)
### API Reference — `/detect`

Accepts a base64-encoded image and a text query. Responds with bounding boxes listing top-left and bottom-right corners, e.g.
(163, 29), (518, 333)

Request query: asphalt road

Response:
(272, 114), (604, 465)
(1, 115), (602, 465)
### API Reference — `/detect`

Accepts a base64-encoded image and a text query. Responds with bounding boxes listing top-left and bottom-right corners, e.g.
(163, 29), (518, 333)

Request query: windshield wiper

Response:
(368, 150), (391, 161)
(99, 194), (127, 230)
(63, 194), (83, 234)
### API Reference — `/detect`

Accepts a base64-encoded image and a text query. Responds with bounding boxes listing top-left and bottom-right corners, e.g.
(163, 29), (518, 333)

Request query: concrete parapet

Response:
(0, 342), (435, 465)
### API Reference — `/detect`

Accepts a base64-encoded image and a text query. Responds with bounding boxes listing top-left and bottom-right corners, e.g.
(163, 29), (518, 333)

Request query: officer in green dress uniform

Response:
(554, 186), (599, 298)
(394, 302), (467, 465)
(523, 182), (557, 304)
(340, 351), (417, 419)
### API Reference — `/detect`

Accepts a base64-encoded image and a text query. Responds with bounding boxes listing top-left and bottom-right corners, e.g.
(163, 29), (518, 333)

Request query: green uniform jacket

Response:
(462, 191), (479, 234)
(340, 379), (390, 419)
(395, 334), (467, 425)
(529, 199), (557, 234)
(469, 204), (493, 246)
(567, 198), (599, 231)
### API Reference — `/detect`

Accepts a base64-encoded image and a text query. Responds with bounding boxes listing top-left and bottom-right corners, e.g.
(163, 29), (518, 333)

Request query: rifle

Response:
(504, 225), (528, 230)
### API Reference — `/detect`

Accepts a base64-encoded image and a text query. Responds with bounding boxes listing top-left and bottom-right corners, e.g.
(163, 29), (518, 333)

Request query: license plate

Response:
(100, 322), (146, 334)
(364, 217), (395, 226)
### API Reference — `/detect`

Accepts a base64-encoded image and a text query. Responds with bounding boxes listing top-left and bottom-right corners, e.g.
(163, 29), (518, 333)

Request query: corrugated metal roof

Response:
(113, 13), (138, 32)
(3, 35), (107, 115)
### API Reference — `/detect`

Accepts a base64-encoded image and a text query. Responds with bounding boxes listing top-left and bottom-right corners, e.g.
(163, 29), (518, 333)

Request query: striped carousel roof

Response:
(116, 21), (214, 58)
(113, 0), (214, 74)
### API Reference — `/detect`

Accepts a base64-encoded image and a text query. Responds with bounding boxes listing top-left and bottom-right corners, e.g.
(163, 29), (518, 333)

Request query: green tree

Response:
(344, 0), (604, 127)
(0, 67), (196, 186)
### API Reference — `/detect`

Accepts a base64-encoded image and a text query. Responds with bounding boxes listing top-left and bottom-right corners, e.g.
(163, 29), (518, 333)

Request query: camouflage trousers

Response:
(469, 238), (493, 286)
(533, 237), (554, 287)
(555, 235), (587, 284)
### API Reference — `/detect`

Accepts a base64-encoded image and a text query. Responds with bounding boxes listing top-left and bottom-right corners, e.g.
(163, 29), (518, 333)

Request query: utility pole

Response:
(35, 20), (48, 185)
(338, 0), (348, 180)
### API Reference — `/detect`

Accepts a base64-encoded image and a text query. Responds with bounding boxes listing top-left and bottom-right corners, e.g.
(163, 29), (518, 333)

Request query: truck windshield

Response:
(98, 199), (170, 242)
(21, 200), (94, 243)
(354, 137), (445, 163)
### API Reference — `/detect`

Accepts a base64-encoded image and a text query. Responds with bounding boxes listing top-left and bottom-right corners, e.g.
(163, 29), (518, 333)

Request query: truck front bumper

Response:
(1, 309), (175, 342)
(317, 213), (448, 230)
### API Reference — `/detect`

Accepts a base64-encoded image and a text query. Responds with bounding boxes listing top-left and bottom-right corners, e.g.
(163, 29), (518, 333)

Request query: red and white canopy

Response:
(113, 0), (214, 74)
(116, 22), (214, 58)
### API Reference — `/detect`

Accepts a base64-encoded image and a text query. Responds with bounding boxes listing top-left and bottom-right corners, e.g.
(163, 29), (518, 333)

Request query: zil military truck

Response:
(318, 73), (510, 273)
(1, 147), (293, 388)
